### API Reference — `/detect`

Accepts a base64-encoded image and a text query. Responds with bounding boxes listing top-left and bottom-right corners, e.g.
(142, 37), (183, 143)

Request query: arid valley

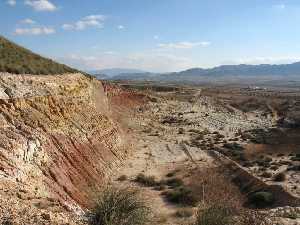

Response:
(1, 1), (300, 224)
(2, 48), (300, 224)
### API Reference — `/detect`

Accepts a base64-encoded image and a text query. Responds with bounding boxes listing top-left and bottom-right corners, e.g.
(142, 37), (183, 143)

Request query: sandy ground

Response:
(111, 96), (216, 224)
(111, 89), (300, 225)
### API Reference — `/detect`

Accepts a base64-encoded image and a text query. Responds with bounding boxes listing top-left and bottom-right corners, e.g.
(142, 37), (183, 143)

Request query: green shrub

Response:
(90, 187), (150, 225)
(248, 191), (274, 208)
(194, 204), (233, 225)
(135, 173), (158, 187)
(163, 187), (197, 206)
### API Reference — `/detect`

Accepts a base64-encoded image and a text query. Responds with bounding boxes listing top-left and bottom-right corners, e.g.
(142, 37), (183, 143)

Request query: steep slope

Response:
(0, 73), (128, 209)
(0, 36), (78, 75)
(0, 38), (129, 221)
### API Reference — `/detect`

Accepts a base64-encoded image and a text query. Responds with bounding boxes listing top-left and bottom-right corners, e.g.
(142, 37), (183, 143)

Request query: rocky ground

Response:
(0, 74), (127, 225)
(0, 180), (85, 225)
(0, 78), (299, 225)
(110, 85), (300, 225)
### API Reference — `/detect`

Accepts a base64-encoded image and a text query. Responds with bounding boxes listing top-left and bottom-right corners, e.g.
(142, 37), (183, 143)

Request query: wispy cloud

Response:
(7, 0), (16, 6)
(14, 26), (55, 35)
(273, 3), (286, 10)
(20, 18), (36, 24)
(14, 18), (54, 36)
(62, 14), (106, 31)
(154, 35), (159, 40)
(58, 52), (196, 72)
(24, 0), (57, 12)
(223, 56), (300, 65)
(158, 41), (210, 49)
(117, 25), (125, 30)
(104, 51), (118, 55)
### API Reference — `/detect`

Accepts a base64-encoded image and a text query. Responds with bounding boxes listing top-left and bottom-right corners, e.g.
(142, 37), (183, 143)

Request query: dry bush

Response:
(183, 166), (270, 223)
(162, 186), (197, 206)
(186, 166), (245, 209)
(165, 177), (184, 188)
(135, 173), (158, 187)
(194, 203), (234, 225)
(89, 187), (150, 225)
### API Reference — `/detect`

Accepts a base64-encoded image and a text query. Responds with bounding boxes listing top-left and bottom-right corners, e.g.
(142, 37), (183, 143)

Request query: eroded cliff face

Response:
(0, 73), (127, 209)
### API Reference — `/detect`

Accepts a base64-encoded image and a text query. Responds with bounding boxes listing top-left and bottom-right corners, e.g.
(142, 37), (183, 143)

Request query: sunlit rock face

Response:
(0, 73), (127, 208)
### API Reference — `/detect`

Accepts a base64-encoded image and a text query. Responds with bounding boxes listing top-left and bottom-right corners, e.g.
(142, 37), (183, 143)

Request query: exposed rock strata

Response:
(0, 73), (127, 209)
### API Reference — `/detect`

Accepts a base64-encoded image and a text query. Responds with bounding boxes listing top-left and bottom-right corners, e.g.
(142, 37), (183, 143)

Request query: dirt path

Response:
(110, 97), (217, 225)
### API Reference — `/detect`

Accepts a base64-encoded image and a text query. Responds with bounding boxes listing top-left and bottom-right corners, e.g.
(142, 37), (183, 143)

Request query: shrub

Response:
(255, 159), (271, 168)
(153, 184), (166, 191)
(273, 172), (286, 182)
(165, 178), (184, 188)
(178, 128), (185, 134)
(248, 191), (274, 208)
(223, 142), (244, 151)
(166, 172), (176, 177)
(163, 187), (197, 206)
(270, 165), (279, 170)
(194, 204), (233, 225)
(287, 165), (300, 171)
(241, 161), (254, 168)
(90, 187), (150, 225)
(261, 172), (272, 178)
(2, 219), (14, 225)
(238, 211), (269, 225)
(291, 156), (300, 161)
(166, 169), (181, 178)
(135, 173), (157, 187)
(117, 175), (127, 181)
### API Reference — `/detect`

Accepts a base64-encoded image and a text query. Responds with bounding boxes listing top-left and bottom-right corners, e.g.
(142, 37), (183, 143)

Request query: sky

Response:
(2, 0), (300, 72)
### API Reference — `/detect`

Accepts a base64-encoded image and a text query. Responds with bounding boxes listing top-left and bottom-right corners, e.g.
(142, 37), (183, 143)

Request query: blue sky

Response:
(2, 0), (300, 72)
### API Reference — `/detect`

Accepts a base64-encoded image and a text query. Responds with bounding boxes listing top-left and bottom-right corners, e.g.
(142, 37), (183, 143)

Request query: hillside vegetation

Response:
(0, 36), (78, 75)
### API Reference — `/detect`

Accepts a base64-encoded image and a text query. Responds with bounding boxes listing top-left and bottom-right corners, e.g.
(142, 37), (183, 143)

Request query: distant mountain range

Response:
(93, 62), (300, 86)
(89, 68), (147, 77)
(167, 62), (300, 78)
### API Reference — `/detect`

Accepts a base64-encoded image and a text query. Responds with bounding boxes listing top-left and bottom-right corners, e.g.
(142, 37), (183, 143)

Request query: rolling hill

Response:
(0, 36), (78, 75)
(106, 62), (300, 86)
(166, 62), (300, 78)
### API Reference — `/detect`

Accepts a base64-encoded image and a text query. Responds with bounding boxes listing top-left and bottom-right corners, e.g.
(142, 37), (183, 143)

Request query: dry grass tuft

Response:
(89, 187), (150, 225)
